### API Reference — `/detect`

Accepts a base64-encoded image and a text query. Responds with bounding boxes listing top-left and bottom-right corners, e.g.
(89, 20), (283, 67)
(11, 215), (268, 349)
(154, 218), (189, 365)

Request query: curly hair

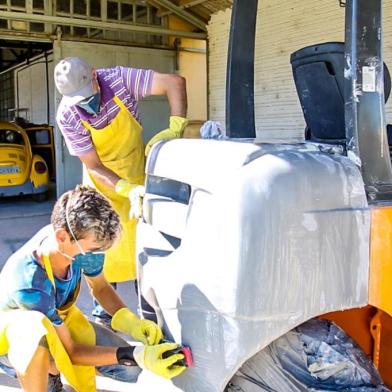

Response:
(51, 185), (121, 250)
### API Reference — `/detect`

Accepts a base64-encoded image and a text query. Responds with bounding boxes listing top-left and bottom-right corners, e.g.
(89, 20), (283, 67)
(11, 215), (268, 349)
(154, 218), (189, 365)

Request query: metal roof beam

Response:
(158, 0), (209, 19)
(146, 0), (207, 31)
(0, 32), (52, 43)
(181, 0), (209, 8)
(0, 11), (207, 39)
(0, 40), (51, 49)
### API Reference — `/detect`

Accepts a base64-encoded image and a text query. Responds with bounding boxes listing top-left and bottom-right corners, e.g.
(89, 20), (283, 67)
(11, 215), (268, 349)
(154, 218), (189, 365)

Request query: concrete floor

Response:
(0, 186), (180, 391)
(0, 192), (55, 266)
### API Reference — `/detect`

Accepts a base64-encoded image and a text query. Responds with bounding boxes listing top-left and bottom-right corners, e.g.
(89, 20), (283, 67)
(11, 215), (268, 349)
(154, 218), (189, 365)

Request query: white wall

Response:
(208, 1), (392, 139)
(16, 55), (55, 125)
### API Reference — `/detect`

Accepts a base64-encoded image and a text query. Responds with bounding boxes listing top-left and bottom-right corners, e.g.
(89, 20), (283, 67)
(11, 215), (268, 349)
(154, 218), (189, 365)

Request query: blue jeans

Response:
(0, 321), (142, 383)
(93, 321), (142, 382)
(92, 282), (117, 320)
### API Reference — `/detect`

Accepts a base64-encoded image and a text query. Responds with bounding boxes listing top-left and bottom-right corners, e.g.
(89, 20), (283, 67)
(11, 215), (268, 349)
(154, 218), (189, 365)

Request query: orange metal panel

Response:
(370, 310), (382, 368)
(367, 206), (392, 386)
(376, 311), (392, 386)
(322, 307), (392, 387)
(322, 307), (375, 356)
(369, 206), (392, 317)
(368, 310), (392, 386)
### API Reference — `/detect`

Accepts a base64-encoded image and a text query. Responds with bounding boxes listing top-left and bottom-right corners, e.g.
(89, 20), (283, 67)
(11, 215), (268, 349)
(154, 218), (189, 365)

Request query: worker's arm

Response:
(55, 323), (118, 366)
(150, 72), (187, 117)
(79, 149), (120, 191)
(85, 273), (163, 345)
(145, 73), (189, 156)
(78, 149), (141, 198)
(55, 323), (185, 378)
(84, 273), (126, 316)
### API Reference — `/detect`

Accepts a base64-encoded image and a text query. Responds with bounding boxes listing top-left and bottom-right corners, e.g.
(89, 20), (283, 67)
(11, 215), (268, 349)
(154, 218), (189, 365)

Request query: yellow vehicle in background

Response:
(24, 125), (56, 180)
(0, 121), (49, 202)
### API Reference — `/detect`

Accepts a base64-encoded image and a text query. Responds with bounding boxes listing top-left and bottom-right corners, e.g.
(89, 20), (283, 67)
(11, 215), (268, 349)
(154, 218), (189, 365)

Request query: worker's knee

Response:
(2, 310), (51, 369)
(6, 344), (50, 381)
(97, 363), (142, 383)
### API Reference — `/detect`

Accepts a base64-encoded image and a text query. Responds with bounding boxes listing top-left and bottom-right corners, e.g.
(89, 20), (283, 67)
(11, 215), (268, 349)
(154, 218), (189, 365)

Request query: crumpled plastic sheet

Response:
(226, 319), (390, 392)
(199, 120), (227, 139)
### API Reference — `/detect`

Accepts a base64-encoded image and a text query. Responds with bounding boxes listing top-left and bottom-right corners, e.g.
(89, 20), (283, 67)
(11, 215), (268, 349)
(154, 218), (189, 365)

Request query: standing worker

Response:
(54, 57), (188, 325)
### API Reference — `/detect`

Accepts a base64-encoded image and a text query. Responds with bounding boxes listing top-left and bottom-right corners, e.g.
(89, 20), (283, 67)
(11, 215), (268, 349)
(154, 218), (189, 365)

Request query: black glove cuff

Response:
(116, 346), (137, 366)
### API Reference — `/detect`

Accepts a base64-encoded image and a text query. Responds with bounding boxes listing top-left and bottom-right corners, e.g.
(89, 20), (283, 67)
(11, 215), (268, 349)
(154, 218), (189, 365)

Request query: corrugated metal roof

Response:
(0, 1), (232, 72)
(155, 0), (233, 22)
(189, 0), (233, 20)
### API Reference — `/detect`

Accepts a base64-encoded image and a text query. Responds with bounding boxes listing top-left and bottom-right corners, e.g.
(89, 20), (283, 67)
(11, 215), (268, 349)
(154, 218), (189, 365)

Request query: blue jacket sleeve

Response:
(12, 289), (63, 326)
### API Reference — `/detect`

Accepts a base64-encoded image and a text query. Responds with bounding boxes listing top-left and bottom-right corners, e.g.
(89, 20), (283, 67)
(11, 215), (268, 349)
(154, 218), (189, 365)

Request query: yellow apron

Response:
(0, 254), (97, 392)
(81, 96), (145, 283)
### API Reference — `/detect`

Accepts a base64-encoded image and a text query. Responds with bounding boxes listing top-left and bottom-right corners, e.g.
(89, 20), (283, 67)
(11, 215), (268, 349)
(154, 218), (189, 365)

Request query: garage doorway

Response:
(0, 40), (56, 204)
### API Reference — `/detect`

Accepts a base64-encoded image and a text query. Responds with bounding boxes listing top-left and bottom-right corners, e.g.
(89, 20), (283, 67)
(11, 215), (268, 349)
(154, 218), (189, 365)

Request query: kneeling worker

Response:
(0, 185), (186, 392)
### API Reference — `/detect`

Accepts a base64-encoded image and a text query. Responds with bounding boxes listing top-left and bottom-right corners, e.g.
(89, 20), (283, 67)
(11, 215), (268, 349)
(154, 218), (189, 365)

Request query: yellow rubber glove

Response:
(111, 308), (163, 345)
(115, 179), (145, 219)
(115, 179), (138, 198)
(133, 343), (187, 379)
(145, 116), (188, 156)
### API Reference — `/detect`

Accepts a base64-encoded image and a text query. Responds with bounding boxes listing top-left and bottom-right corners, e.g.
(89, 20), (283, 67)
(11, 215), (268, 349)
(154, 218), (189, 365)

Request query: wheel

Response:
(32, 192), (48, 202)
(225, 319), (389, 391)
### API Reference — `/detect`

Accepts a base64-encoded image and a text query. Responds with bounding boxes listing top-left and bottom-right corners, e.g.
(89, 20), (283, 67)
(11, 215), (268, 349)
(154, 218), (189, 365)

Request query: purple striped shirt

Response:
(56, 66), (154, 156)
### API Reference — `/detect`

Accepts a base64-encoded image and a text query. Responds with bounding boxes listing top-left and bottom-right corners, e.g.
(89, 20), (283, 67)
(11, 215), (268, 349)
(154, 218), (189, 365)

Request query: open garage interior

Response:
(0, 0), (231, 197)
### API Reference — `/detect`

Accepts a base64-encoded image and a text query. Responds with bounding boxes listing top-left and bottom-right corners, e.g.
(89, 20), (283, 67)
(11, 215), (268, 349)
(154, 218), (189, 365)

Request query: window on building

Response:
(0, 72), (15, 121)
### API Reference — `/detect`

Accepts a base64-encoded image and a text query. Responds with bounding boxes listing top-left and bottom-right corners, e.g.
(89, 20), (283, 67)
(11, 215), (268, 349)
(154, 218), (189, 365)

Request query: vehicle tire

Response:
(225, 319), (389, 391)
(32, 192), (48, 202)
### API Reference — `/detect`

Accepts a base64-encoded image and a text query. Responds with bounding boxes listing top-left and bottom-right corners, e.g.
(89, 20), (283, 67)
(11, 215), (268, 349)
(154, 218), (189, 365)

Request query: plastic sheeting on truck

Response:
(227, 319), (390, 391)
(138, 139), (370, 391)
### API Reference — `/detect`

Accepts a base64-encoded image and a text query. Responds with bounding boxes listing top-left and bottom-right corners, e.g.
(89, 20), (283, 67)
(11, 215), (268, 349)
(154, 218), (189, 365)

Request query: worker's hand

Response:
(111, 308), (163, 345)
(130, 317), (162, 346)
(129, 185), (145, 220)
(115, 180), (145, 219)
(145, 116), (188, 156)
(133, 343), (187, 379)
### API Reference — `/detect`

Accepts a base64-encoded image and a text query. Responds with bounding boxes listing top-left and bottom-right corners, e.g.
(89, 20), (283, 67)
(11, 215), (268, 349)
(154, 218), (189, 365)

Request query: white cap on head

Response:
(54, 57), (94, 105)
